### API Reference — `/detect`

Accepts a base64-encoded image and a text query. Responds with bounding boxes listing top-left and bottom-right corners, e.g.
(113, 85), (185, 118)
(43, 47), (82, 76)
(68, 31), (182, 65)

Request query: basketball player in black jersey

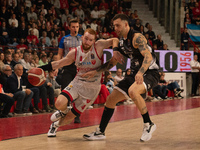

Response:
(83, 14), (160, 142)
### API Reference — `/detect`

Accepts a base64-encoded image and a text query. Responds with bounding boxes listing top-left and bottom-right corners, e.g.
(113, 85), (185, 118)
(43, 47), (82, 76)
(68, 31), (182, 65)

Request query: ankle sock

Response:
(142, 112), (152, 124)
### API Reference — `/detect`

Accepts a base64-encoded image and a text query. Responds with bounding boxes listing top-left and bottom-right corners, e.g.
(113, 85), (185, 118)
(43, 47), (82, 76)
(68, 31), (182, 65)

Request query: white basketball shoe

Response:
(83, 127), (106, 140)
(47, 122), (59, 137)
(50, 110), (66, 122)
(140, 122), (157, 142)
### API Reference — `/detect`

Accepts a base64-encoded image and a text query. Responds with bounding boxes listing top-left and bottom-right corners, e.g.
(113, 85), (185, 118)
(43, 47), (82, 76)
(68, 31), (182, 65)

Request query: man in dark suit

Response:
(6, 64), (33, 115)
(0, 71), (15, 118)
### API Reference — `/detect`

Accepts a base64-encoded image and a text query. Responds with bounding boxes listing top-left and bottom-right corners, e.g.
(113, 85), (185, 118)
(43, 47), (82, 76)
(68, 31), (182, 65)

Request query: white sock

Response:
(53, 120), (60, 127)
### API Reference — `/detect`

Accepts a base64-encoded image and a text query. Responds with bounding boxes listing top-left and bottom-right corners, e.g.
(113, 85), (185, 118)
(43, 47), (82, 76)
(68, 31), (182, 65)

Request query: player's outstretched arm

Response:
(52, 49), (75, 69)
(39, 49), (75, 71)
(133, 33), (153, 84)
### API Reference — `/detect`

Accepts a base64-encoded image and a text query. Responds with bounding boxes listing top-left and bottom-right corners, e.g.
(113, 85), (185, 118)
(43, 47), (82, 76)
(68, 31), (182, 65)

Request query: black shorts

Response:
(116, 69), (160, 97)
(56, 63), (77, 90)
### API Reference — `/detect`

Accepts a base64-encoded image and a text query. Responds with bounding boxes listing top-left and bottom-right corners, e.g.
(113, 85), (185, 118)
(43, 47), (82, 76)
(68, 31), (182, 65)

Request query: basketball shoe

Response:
(50, 110), (67, 122)
(140, 122), (157, 142)
(47, 122), (59, 137)
(83, 127), (106, 140)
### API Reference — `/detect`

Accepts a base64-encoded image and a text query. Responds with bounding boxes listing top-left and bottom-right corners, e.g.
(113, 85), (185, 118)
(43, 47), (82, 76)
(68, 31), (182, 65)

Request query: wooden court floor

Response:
(0, 98), (200, 150)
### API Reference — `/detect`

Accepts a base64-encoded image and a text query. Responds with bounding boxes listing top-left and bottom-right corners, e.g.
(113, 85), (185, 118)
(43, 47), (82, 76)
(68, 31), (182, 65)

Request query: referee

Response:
(56, 19), (82, 123)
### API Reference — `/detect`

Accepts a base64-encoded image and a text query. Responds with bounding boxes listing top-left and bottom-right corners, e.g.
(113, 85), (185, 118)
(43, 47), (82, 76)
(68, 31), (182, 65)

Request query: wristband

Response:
(113, 47), (119, 51)
(39, 62), (53, 71)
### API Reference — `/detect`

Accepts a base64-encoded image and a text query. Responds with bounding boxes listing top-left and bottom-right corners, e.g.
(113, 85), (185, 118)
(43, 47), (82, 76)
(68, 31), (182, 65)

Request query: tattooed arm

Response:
(133, 33), (153, 84)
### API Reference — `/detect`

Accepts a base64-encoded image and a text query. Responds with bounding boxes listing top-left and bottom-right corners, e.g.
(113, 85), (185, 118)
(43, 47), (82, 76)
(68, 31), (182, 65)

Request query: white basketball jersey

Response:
(75, 44), (103, 84)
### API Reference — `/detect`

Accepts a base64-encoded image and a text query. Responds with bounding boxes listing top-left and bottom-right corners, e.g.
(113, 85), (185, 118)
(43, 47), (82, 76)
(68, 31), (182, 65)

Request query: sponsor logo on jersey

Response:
(78, 61), (91, 66)
(91, 60), (96, 65)
(91, 53), (95, 59)
(66, 84), (73, 90)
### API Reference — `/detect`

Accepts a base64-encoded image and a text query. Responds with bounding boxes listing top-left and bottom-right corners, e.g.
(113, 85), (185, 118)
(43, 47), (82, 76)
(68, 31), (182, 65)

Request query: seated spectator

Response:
(125, 68), (131, 77)
(144, 22), (150, 32)
(102, 27), (110, 39)
(78, 23), (84, 35)
(27, 6), (37, 21)
(117, 6), (124, 14)
(133, 19), (141, 32)
(140, 25), (145, 35)
(46, 70), (61, 98)
(8, 22), (18, 41)
(145, 33), (153, 47)
(152, 74), (168, 100)
(163, 44), (169, 50)
(146, 25), (156, 41)
(153, 43), (158, 50)
(0, 52), (5, 69)
(39, 4), (47, 16)
(91, 6), (100, 20)
(181, 28), (189, 50)
(8, 13), (18, 28)
(69, 0), (79, 13)
(18, 22), (28, 39)
(99, 0), (109, 11)
(27, 29), (39, 45)
(129, 13), (136, 28)
(40, 31), (51, 46)
(75, 4), (85, 22)
(38, 38), (48, 51)
(114, 68), (124, 83)
(160, 72), (184, 99)
(99, 6), (107, 25)
(134, 10), (139, 19)
(28, 22), (39, 39)
(184, 13), (191, 27)
(17, 6), (28, 21)
(0, 84), (15, 118)
(28, 38), (39, 52)
(0, 21), (10, 45)
(47, 52), (54, 62)
(192, 2), (200, 20)
(196, 16), (200, 25)
(103, 71), (117, 94)
(16, 38), (28, 51)
(91, 19), (98, 31)
(7, 38), (18, 49)
(61, 8), (73, 25)
(82, 19), (90, 31)
(50, 32), (58, 46)
(154, 35), (164, 50)
(6, 64), (33, 115)
(19, 52), (32, 71)
(31, 56), (39, 68)
(0, 6), (9, 21)
(39, 54), (48, 67)
(4, 53), (15, 70)
(49, 40), (58, 54)
(12, 53), (20, 67)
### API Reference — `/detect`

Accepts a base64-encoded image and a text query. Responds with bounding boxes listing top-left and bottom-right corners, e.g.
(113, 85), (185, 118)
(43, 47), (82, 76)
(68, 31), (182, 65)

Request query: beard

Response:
(82, 44), (92, 51)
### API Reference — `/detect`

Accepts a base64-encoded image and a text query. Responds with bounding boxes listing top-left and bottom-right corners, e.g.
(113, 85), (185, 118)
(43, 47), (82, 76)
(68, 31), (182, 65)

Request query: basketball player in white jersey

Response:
(41, 28), (120, 137)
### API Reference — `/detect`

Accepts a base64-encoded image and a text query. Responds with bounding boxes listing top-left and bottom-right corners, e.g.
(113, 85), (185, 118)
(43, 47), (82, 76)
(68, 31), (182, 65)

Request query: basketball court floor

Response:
(0, 97), (200, 150)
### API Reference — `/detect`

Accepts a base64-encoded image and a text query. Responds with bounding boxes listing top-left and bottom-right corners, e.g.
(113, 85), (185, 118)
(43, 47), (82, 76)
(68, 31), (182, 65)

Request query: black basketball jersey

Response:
(118, 29), (159, 72)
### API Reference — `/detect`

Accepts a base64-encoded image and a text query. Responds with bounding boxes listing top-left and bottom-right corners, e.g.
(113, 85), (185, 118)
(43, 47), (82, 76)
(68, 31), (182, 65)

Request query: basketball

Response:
(28, 68), (46, 86)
